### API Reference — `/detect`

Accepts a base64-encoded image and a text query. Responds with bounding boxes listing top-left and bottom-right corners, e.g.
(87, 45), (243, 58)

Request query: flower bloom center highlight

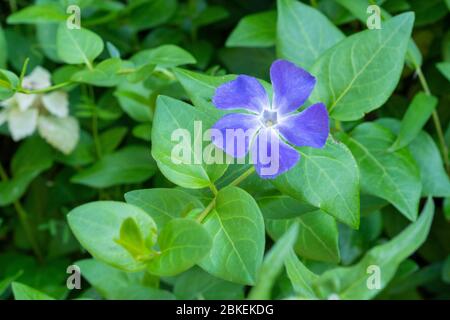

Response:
(261, 109), (278, 127)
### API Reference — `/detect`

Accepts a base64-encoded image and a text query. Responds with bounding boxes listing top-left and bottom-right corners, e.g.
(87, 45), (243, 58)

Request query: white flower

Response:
(0, 66), (79, 154)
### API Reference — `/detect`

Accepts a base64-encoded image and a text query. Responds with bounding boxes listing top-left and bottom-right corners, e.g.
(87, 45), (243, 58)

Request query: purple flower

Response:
(211, 59), (329, 179)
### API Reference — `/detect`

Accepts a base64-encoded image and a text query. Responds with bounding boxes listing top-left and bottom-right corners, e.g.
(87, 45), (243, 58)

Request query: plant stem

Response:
(209, 183), (218, 196)
(196, 199), (216, 223)
(0, 162), (43, 261)
(229, 166), (255, 187)
(17, 82), (72, 94)
(416, 67), (449, 172)
(18, 58), (29, 89)
(87, 86), (102, 159)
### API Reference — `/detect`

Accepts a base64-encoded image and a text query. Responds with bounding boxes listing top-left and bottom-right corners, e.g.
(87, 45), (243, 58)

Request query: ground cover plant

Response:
(0, 0), (450, 300)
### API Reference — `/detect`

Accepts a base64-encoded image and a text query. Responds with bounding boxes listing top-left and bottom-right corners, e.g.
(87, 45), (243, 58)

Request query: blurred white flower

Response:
(0, 66), (79, 154)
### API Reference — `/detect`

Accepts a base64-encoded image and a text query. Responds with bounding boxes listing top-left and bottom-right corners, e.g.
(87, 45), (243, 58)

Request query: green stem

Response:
(18, 58), (30, 89)
(229, 166), (255, 187)
(17, 82), (72, 95)
(88, 86), (102, 159)
(416, 67), (449, 172)
(9, 0), (17, 12)
(0, 162), (43, 261)
(196, 199), (216, 223)
(209, 183), (218, 196)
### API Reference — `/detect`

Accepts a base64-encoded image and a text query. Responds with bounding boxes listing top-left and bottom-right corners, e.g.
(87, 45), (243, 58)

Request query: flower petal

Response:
(38, 115), (80, 154)
(15, 93), (38, 111)
(212, 75), (269, 113)
(42, 91), (69, 117)
(8, 107), (38, 141)
(22, 66), (51, 90)
(270, 59), (316, 115)
(277, 103), (329, 148)
(251, 127), (300, 179)
(212, 113), (261, 158)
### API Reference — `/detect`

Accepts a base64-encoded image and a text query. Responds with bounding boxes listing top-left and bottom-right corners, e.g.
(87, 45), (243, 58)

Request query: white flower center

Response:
(261, 109), (278, 127)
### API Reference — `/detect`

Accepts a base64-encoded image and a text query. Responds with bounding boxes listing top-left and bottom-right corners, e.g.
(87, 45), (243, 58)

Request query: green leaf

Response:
(310, 13), (414, 121)
(0, 25), (7, 68)
(125, 188), (204, 228)
(273, 138), (360, 228)
(114, 217), (154, 261)
(174, 267), (244, 300)
(437, 62), (450, 82)
(285, 249), (319, 299)
(147, 219), (212, 276)
(99, 126), (128, 154)
(390, 92), (438, 151)
(340, 123), (421, 221)
(443, 255), (450, 284)
(71, 146), (157, 188)
(76, 259), (175, 300)
(131, 45), (196, 68)
(248, 223), (299, 299)
(173, 68), (234, 115)
(199, 186), (265, 285)
(257, 194), (317, 220)
(378, 118), (450, 198)
(226, 11), (276, 48)
(57, 24), (104, 67)
(7, 4), (66, 24)
(12, 282), (55, 300)
(128, 0), (177, 31)
(0, 137), (53, 206)
(115, 82), (152, 122)
(67, 201), (158, 272)
(333, 0), (422, 68)
(277, 0), (345, 68)
(151, 96), (228, 189)
(313, 198), (434, 299)
(71, 58), (123, 87)
(266, 211), (340, 263)
(0, 69), (18, 100)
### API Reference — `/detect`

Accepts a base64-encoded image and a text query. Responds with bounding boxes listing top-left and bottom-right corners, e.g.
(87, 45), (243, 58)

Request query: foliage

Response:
(0, 0), (450, 300)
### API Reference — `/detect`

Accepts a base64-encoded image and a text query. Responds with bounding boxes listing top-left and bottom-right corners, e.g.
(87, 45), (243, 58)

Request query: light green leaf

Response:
(226, 11), (276, 48)
(67, 201), (158, 272)
(147, 219), (212, 276)
(0, 25), (7, 68)
(333, 0), (422, 68)
(248, 223), (299, 299)
(114, 217), (155, 261)
(314, 198), (434, 300)
(266, 211), (340, 263)
(199, 186), (265, 285)
(257, 194), (317, 220)
(285, 249), (319, 299)
(173, 68), (234, 115)
(0, 70), (18, 100)
(273, 138), (360, 228)
(277, 0), (345, 68)
(128, 0), (177, 31)
(7, 4), (66, 24)
(99, 126), (128, 154)
(310, 13), (414, 121)
(12, 282), (55, 300)
(0, 137), (53, 206)
(390, 92), (438, 151)
(378, 118), (450, 198)
(131, 45), (196, 68)
(125, 188), (204, 228)
(57, 24), (104, 67)
(151, 95), (228, 189)
(71, 58), (123, 87)
(437, 62), (450, 82)
(76, 259), (174, 300)
(71, 146), (157, 188)
(340, 123), (421, 221)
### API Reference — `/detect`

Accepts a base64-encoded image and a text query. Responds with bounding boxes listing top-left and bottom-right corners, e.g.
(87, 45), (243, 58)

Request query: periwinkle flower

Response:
(211, 59), (329, 179)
